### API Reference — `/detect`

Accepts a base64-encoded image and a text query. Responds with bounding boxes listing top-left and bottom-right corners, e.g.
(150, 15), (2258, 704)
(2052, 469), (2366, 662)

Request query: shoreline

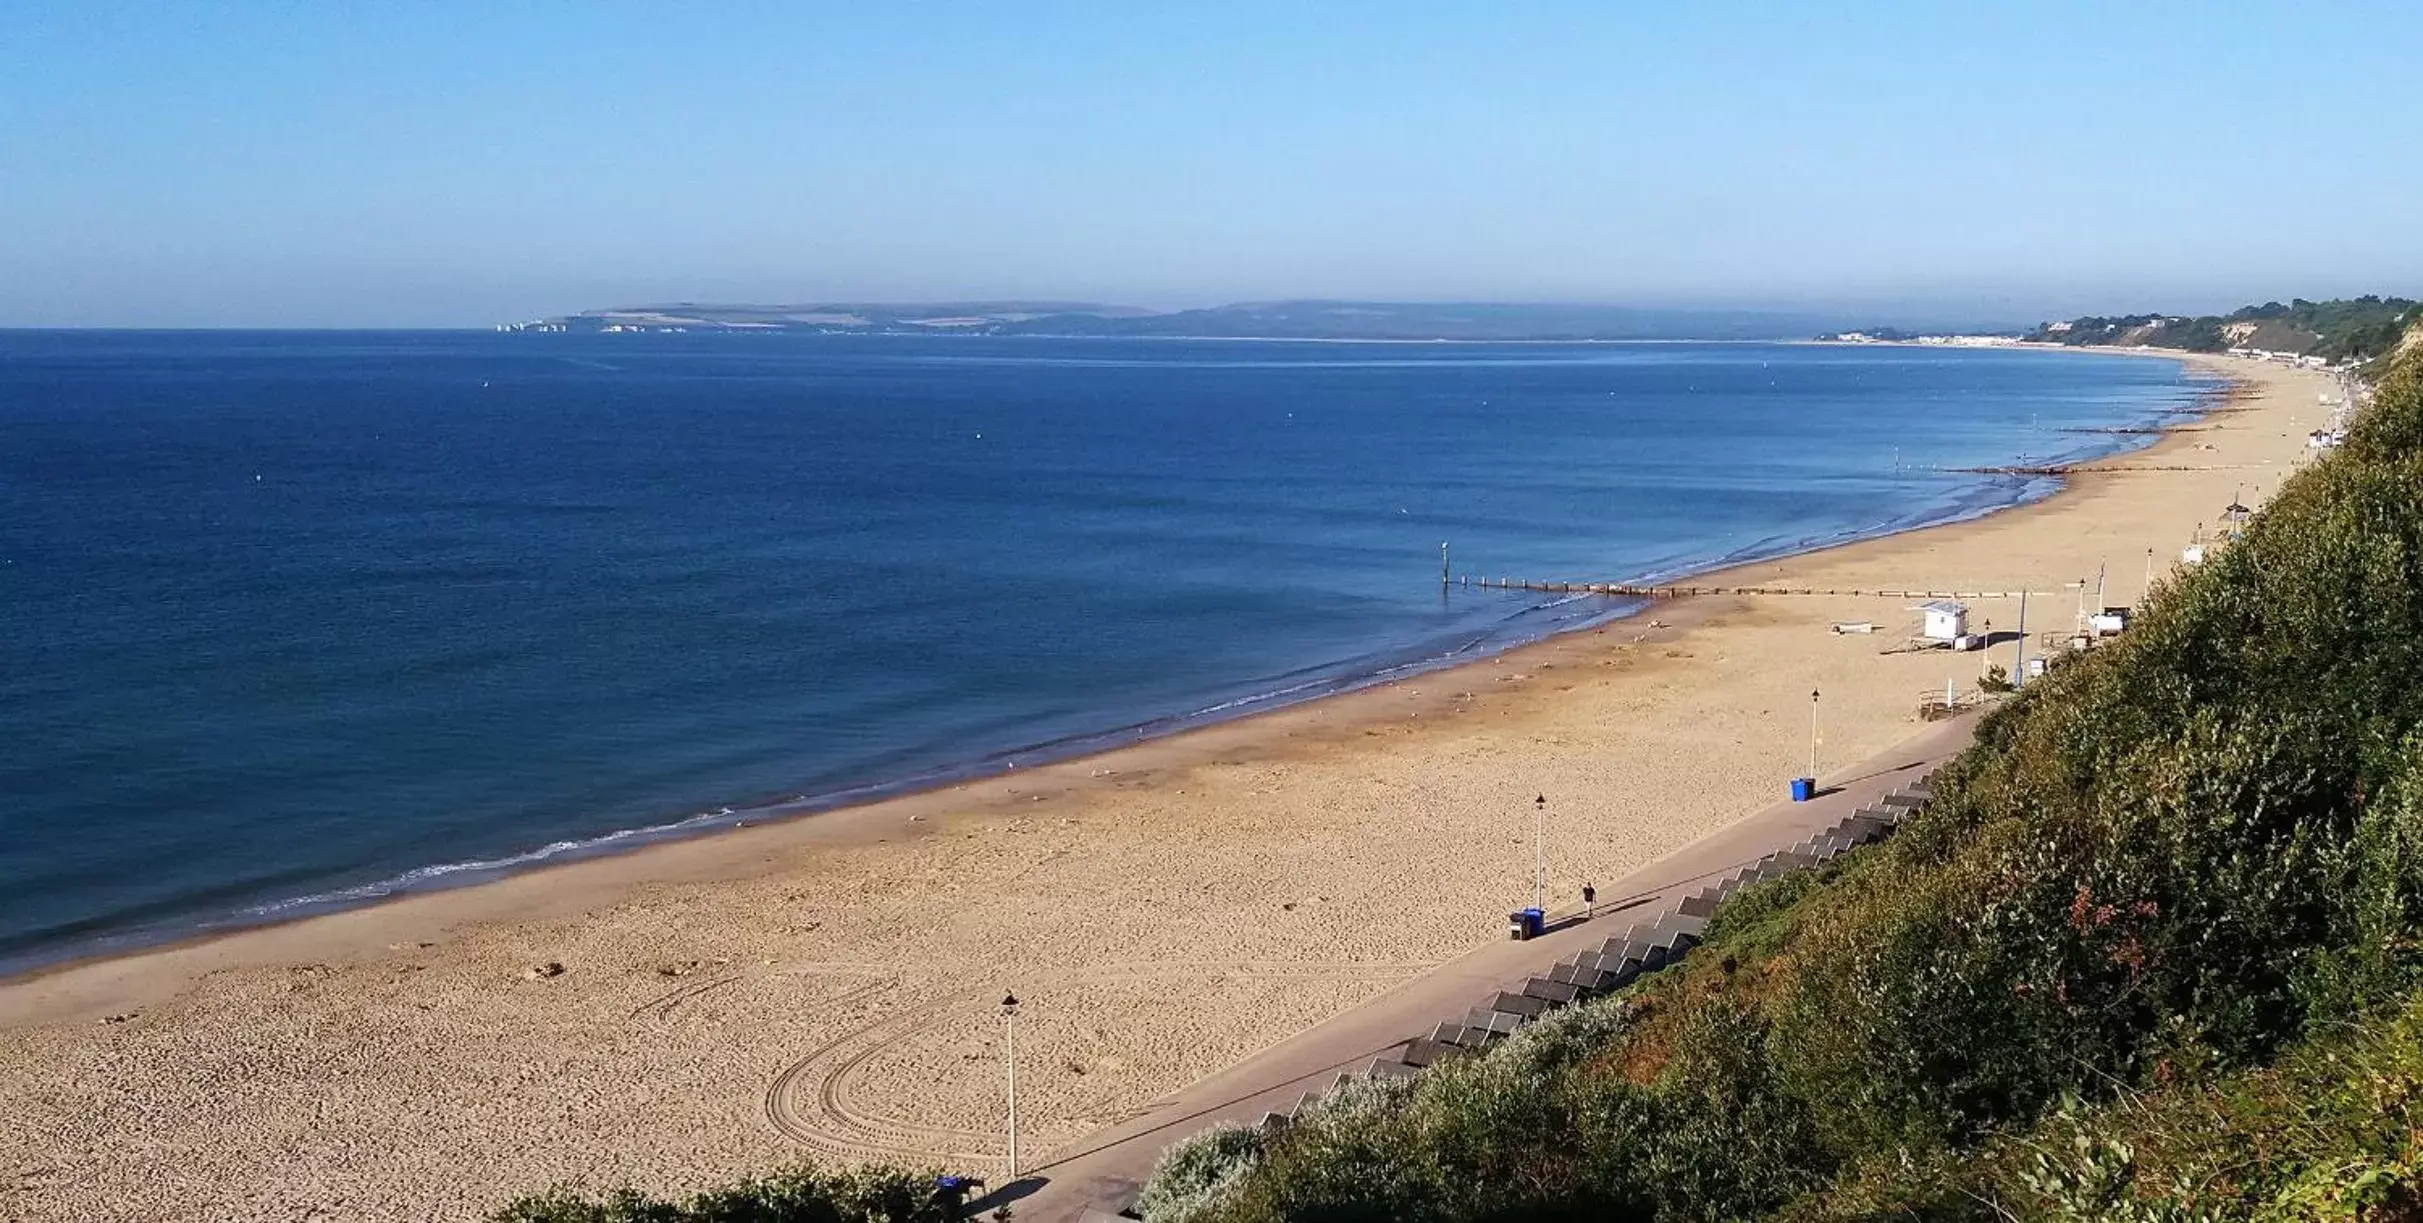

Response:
(0, 351), (2326, 1223)
(0, 346), (2217, 990)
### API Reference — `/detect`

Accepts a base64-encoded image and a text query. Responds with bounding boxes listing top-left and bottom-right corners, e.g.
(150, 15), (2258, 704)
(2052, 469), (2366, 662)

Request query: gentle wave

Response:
(163, 466), (2099, 942)
(236, 807), (751, 918)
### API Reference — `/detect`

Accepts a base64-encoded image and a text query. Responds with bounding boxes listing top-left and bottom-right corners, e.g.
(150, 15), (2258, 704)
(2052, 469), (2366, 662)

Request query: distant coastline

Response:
(502, 295), (2411, 374)
(498, 299), (1859, 342)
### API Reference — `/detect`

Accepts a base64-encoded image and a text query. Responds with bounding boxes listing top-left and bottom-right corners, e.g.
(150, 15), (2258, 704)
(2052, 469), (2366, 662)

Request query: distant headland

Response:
(1823, 294), (2415, 373)
(497, 299), (1844, 342)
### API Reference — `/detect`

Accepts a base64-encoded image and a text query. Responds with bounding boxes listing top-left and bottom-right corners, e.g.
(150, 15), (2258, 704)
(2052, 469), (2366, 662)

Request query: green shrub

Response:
(1137, 1123), (1269, 1223)
(488, 1164), (948, 1223)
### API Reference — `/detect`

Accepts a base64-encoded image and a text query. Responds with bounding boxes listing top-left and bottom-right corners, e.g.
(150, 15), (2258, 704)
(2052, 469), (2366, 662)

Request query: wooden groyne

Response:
(1452, 575), (2057, 600)
(1950, 461), (2270, 476)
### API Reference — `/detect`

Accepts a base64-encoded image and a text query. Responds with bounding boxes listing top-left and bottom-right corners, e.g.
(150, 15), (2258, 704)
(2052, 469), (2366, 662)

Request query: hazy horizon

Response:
(6, 2), (2420, 328)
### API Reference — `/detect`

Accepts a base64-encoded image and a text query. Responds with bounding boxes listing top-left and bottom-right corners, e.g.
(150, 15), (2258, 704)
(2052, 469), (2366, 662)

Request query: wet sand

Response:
(0, 353), (2336, 1222)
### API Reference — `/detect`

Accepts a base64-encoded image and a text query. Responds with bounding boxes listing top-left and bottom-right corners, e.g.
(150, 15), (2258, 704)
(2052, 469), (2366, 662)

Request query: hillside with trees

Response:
(2029, 296), (2416, 366)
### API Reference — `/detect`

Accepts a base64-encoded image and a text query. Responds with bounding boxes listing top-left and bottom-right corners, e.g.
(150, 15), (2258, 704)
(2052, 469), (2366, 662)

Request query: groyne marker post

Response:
(1808, 688), (1821, 781)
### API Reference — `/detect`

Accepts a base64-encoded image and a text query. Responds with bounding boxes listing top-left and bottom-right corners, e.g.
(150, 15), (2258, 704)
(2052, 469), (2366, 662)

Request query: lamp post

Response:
(1000, 991), (1020, 1178)
(1531, 794), (1546, 915)
(2013, 589), (2029, 689)
(1808, 688), (1821, 780)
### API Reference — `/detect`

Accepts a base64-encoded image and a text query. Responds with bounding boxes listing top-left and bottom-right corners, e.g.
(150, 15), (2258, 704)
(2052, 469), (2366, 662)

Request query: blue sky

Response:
(4, 2), (2418, 326)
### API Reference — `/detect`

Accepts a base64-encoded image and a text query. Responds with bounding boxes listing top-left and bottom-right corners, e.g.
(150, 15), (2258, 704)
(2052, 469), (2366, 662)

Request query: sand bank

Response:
(0, 354), (2336, 1222)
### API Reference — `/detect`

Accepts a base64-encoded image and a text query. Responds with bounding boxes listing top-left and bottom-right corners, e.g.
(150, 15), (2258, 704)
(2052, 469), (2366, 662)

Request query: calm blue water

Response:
(0, 333), (2207, 971)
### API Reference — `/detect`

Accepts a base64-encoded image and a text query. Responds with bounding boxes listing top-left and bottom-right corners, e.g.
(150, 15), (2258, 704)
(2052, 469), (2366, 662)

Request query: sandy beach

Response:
(0, 353), (2338, 1223)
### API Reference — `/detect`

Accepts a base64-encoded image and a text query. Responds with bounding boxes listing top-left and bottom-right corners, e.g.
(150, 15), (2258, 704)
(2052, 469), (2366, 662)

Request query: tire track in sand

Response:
(761, 961), (1430, 1166)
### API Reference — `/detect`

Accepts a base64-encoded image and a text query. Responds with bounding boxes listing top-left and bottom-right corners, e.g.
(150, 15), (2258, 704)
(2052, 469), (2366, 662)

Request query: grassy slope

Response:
(1154, 346), (2423, 1222)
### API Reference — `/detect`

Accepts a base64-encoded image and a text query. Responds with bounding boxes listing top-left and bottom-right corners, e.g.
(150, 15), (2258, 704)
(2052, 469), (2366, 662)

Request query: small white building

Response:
(2089, 606), (2132, 637)
(1920, 600), (1970, 642)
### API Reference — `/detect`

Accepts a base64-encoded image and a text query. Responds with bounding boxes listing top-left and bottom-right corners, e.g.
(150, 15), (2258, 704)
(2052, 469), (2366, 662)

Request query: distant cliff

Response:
(2026, 295), (2416, 365)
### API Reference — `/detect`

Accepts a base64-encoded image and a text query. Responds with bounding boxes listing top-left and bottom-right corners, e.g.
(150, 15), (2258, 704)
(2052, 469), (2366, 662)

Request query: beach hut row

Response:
(1246, 776), (1939, 1132)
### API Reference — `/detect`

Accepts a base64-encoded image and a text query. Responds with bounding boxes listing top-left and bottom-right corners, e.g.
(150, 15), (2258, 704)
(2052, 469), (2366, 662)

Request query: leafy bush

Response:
(489, 1164), (949, 1223)
(1136, 1124), (1269, 1223)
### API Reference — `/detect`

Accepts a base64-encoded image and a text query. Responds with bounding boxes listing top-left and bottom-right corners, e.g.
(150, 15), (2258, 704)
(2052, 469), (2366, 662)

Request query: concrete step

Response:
(1430, 1022), (1476, 1047)
(1596, 936), (1644, 964)
(1464, 1008), (1524, 1037)
(1758, 849), (1817, 877)
(1834, 813), (1892, 843)
(1522, 976), (1579, 1004)
(1491, 991), (1551, 1019)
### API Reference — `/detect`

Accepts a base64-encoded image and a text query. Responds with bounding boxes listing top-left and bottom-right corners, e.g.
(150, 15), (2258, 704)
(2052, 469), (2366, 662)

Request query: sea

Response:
(0, 332), (2212, 973)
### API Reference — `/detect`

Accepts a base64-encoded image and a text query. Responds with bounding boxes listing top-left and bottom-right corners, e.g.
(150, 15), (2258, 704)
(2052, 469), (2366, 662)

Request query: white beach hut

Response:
(1920, 600), (1969, 643)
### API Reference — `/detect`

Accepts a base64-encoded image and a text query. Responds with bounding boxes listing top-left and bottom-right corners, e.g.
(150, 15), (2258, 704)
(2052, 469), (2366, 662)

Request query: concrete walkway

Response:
(997, 711), (1983, 1222)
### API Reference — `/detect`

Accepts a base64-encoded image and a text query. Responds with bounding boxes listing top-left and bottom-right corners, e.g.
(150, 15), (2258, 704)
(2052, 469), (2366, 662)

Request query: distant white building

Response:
(1921, 600), (1970, 642)
(1913, 334), (2022, 347)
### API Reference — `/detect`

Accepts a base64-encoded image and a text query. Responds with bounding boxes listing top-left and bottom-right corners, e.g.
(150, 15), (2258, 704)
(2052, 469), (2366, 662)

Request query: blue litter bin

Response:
(1790, 776), (1816, 802)
(1507, 907), (1545, 940)
(933, 1174), (981, 1215)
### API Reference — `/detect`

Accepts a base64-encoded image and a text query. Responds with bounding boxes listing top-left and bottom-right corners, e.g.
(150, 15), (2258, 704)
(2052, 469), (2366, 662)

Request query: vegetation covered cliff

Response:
(2028, 296), (2417, 367)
